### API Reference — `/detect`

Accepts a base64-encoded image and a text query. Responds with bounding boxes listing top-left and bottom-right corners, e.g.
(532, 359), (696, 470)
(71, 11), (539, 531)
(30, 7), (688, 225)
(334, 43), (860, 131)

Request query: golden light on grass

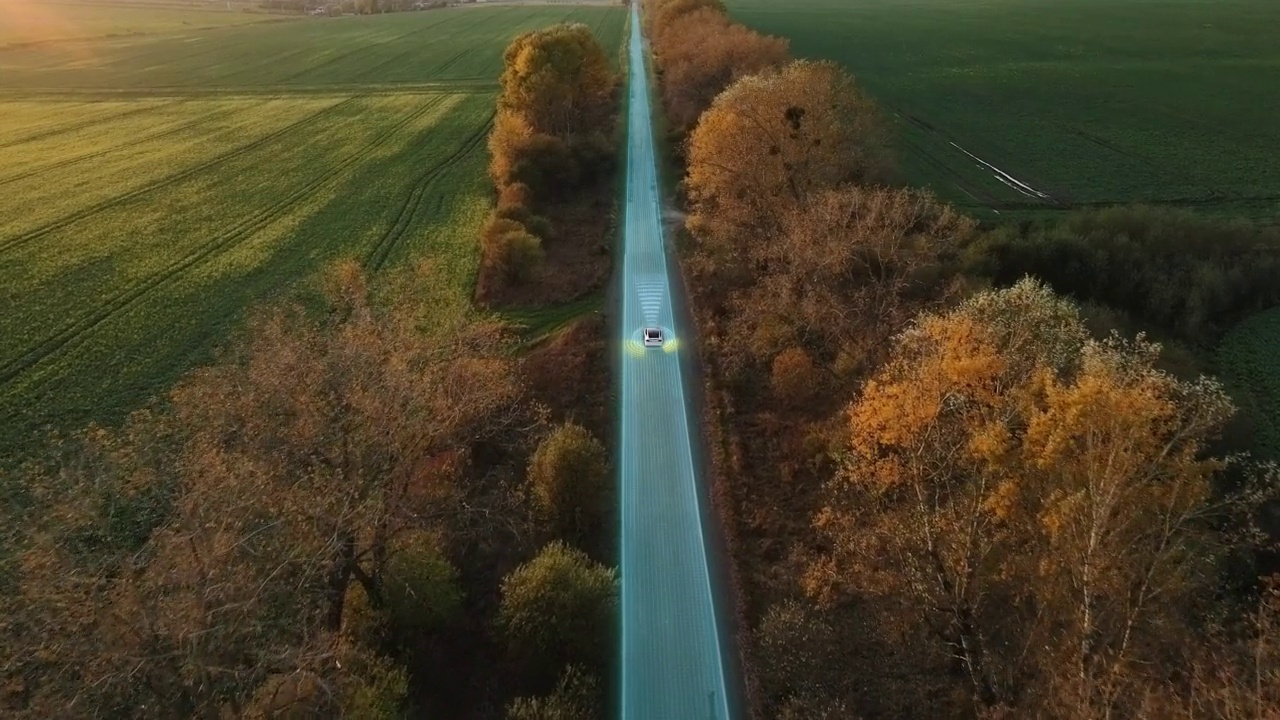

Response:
(0, 0), (85, 45)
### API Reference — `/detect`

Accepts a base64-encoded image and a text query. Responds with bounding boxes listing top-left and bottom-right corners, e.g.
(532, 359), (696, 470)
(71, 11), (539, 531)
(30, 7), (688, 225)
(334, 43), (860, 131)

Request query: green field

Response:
(1218, 308), (1280, 460)
(0, 4), (626, 460)
(725, 0), (1280, 220)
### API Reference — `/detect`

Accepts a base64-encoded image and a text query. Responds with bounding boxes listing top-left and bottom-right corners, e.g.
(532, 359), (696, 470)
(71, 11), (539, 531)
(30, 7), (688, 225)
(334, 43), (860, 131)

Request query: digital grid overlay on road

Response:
(618, 5), (733, 719)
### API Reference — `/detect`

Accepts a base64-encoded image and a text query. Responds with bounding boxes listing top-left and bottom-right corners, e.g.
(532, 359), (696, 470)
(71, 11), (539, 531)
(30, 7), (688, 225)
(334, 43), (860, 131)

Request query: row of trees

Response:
(479, 23), (618, 305)
(646, 0), (1280, 717)
(646, 0), (788, 138)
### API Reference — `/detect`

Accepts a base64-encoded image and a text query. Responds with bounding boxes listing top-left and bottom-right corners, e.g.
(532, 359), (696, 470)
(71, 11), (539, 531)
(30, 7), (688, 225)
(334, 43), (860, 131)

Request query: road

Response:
(618, 5), (733, 719)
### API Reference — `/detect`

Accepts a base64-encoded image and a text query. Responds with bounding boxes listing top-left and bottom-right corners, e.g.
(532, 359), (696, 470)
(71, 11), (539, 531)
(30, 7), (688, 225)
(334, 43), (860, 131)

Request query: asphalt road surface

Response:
(618, 6), (733, 719)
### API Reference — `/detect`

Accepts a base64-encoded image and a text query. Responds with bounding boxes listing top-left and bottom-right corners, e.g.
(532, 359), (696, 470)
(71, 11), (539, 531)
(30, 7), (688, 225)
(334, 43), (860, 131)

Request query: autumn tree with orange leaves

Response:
(686, 60), (892, 264)
(654, 8), (789, 134)
(810, 278), (1271, 718)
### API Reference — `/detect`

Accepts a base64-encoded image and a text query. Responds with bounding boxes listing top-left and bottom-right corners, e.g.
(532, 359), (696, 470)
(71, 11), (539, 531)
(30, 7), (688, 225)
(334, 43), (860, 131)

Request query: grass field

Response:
(0, 4), (627, 460)
(1218, 309), (1280, 460)
(725, 0), (1280, 220)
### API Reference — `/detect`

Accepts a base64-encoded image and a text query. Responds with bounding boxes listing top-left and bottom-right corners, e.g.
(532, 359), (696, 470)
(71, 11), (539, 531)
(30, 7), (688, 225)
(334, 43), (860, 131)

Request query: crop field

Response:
(0, 4), (627, 459)
(1218, 309), (1280, 460)
(725, 0), (1280, 220)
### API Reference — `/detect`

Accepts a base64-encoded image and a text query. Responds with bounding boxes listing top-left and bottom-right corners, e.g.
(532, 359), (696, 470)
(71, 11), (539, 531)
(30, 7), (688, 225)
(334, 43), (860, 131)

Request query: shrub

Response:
(499, 181), (535, 209)
(481, 216), (545, 283)
(382, 530), (464, 638)
(497, 541), (617, 671)
(527, 423), (609, 546)
(496, 229), (545, 283)
(495, 203), (555, 242)
(770, 347), (819, 407)
(505, 665), (600, 720)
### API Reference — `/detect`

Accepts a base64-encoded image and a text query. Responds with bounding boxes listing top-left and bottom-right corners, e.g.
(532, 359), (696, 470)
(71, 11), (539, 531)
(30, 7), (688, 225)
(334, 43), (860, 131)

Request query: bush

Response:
(499, 182), (536, 209)
(497, 230), (545, 282)
(497, 541), (617, 671)
(495, 203), (555, 242)
(382, 530), (464, 638)
(505, 665), (600, 720)
(481, 215), (545, 283)
(509, 133), (580, 198)
(527, 423), (610, 546)
(770, 347), (819, 407)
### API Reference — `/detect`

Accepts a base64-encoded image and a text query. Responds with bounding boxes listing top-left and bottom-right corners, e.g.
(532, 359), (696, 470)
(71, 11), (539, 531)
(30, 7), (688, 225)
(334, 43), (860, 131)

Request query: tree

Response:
(656, 8), (789, 133)
(649, 0), (726, 46)
(2, 262), (534, 718)
(486, 225), (545, 283)
(811, 278), (1252, 716)
(488, 111), (580, 196)
(497, 541), (617, 672)
(720, 185), (970, 376)
(499, 23), (616, 140)
(381, 529), (464, 638)
(505, 665), (601, 720)
(770, 347), (819, 407)
(526, 422), (610, 548)
(686, 60), (891, 263)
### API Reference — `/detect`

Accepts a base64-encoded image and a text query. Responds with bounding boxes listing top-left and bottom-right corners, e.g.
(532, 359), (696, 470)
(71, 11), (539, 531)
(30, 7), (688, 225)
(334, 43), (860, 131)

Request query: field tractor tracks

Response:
(0, 101), (172, 151)
(0, 96), (447, 387)
(0, 95), (364, 257)
(0, 101), (252, 188)
(364, 110), (493, 272)
(350, 11), (476, 81)
(897, 109), (1062, 208)
(281, 12), (469, 85)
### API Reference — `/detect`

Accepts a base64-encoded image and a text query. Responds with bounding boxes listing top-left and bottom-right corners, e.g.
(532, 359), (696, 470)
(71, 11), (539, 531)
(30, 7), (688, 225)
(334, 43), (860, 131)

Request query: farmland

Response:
(725, 0), (1280, 220)
(0, 4), (626, 460)
(0, 0), (280, 48)
(1218, 308), (1280, 460)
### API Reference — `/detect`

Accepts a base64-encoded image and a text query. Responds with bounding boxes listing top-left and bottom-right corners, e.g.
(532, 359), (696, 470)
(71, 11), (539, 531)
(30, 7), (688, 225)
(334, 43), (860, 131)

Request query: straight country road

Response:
(618, 5), (734, 719)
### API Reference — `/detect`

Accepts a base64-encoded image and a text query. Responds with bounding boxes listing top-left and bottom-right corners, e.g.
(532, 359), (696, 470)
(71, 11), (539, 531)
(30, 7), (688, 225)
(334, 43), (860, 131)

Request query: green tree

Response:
(526, 422), (609, 547)
(382, 529), (464, 638)
(497, 541), (617, 671)
(505, 665), (601, 720)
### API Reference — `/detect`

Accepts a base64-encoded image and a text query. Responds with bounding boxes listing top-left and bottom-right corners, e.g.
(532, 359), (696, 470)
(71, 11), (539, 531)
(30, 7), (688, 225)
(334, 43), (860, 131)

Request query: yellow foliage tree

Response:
(655, 8), (789, 132)
(812, 278), (1244, 717)
(686, 60), (891, 259)
(499, 23), (616, 140)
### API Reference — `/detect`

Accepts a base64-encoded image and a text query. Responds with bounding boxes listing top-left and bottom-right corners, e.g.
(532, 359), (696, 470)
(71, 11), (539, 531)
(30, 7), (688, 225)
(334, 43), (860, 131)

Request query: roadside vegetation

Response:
(0, 16), (623, 719)
(645, 0), (1280, 716)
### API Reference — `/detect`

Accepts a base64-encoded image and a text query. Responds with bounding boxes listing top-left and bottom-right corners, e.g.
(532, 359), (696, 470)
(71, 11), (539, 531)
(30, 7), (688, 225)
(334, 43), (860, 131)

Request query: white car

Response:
(642, 327), (664, 347)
